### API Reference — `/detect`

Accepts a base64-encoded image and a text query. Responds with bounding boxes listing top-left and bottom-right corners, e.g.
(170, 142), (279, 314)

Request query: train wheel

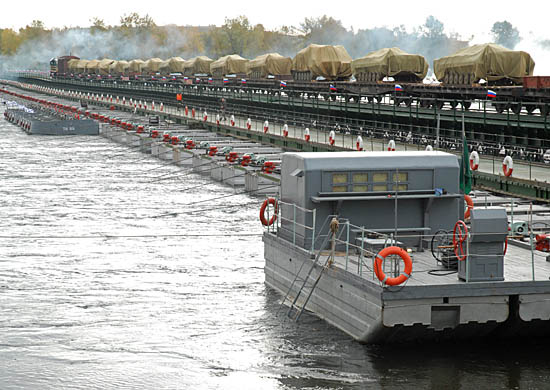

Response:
(394, 98), (401, 106)
(450, 101), (458, 109)
(403, 97), (412, 107)
(461, 101), (471, 110)
(511, 103), (522, 115)
(375, 96), (383, 104)
(494, 103), (505, 114)
(526, 105), (536, 115)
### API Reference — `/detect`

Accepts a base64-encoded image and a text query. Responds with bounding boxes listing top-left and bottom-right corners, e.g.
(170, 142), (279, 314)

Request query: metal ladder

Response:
(279, 218), (339, 322)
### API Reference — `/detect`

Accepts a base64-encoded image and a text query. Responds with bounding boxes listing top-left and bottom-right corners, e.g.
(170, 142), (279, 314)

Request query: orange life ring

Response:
(374, 246), (413, 286)
(464, 194), (474, 220)
(259, 198), (278, 226)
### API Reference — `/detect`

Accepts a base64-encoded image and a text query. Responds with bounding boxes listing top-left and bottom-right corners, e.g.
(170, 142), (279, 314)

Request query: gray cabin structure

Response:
(279, 151), (462, 250)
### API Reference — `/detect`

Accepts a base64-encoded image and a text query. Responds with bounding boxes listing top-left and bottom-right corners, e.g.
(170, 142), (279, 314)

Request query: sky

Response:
(1, 0), (548, 44)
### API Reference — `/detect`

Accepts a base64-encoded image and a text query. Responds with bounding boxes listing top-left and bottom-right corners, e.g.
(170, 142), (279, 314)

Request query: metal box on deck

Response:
(459, 207), (508, 282)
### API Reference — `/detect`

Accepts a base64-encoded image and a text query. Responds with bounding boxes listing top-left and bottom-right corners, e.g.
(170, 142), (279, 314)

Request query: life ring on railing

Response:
(387, 139), (396, 151)
(203, 111), (208, 122)
(464, 194), (474, 220)
(185, 106), (188, 116)
(230, 115), (235, 127)
(453, 220), (469, 261)
(216, 114), (220, 125)
(283, 124), (288, 137)
(246, 118), (251, 130)
(356, 135), (363, 151)
(263, 120), (269, 133)
(191, 108), (196, 118)
(328, 130), (335, 146)
(259, 198), (278, 226)
(470, 151), (480, 171)
(502, 155), (513, 177)
(304, 128), (310, 142)
(374, 246), (413, 286)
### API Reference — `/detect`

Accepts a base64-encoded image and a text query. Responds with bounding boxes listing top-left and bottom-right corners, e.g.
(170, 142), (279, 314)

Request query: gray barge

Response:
(3, 101), (98, 135)
(263, 151), (550, 343)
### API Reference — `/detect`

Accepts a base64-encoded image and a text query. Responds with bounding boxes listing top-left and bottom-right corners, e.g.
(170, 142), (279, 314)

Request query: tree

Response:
(221, 16), (252, 56)
(300, 15), (348, 45)
(119, 13), (156, 30)
(491, 21), (520, 49)
(90, 17), (107, 34)
(0, 28), (21, 55)
(422, 16), (444, 38)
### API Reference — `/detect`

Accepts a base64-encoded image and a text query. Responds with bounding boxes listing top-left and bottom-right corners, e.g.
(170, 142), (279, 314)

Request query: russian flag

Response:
(395, 84), (403, 92)
(208, 77), (213, 83)
(329, 84), (337, 91)
(241, 78), (247, 84)
(184, 76), (188, 81)
(487, 89), (497, 98)
(223, 78), (229, 84)
(196, 78), (200, 82)
(280, 80), (287, 87)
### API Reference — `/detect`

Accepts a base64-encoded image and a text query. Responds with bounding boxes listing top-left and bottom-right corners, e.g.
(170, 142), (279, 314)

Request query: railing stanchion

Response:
(293, 204), (296, 246)
(359, 227), (365, 276)
(311, 209), (316, 253)
(345, 220), (350, 271)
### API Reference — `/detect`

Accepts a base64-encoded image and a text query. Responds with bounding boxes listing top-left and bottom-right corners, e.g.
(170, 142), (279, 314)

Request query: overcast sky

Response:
(1, 0), (548, 44)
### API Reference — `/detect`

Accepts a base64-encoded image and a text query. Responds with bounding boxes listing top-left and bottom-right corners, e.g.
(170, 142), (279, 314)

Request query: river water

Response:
(1, 114), (550, 390)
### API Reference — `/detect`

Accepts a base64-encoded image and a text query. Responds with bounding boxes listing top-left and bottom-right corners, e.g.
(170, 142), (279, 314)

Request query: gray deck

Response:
(331, 243), (548, 286)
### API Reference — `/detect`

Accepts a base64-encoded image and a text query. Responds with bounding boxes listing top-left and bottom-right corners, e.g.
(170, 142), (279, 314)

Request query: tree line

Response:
(0, 13), (528, 67)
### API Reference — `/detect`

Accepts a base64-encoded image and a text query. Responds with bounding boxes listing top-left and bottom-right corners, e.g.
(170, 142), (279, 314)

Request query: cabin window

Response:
(332, 173), (348, 184)
(393, 172), (408, 182)
(373, 184), (388, 191)
(372, 172), (388, 182)
(332, 185), (347, 192)
(352, 173), (368, 183)
(352, 185), (368, 192)
(397, 184), (408, 191)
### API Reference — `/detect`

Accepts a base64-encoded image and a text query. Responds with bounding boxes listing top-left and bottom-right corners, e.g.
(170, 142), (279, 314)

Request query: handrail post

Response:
(345, 220), (350, 271)
(293, 203), (296, 245)
(359, 227), (365, 276)
(311, 208), (316, 253)
(530, 232), (535, 281)
(466, 231), (470, 283)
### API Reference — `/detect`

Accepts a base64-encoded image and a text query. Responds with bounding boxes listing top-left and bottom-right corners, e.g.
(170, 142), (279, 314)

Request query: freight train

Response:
(46, 43), (550, 115)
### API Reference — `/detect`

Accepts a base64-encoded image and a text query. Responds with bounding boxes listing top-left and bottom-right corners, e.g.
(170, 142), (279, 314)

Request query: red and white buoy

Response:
(246, 118), (251, 130)
(263, 120), (269, 133)
(283, 124), (288, 137)
(502, 155), (513, 177)
(230, 115), (235, 126)
(216, 114), (220, 125)
(328, 130), (335, 146)
(387, 139), (396, 151)
(470, 151), (480, 171)
(203, 111), (208, 122)
(356, 135), (363, 151)
(304, 128), (310, 142)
